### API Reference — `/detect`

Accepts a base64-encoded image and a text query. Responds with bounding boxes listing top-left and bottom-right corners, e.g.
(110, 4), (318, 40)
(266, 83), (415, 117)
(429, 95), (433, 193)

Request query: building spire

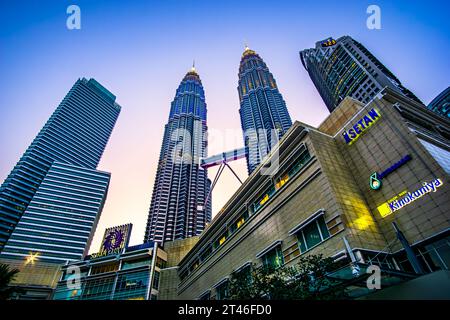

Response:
(190, 59), (196, 73)
(242, 42), (256, 57)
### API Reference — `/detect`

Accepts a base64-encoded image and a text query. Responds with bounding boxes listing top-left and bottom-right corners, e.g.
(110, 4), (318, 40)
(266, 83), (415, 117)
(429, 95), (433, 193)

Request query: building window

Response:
(189, 259), (199, 272)
(275, 173), (289, 190)
(250, 147), (312, 214)
(198, 291), (211, 300)
(156, 257), (166, 269)
(215, 281), (229, 300)
(252, 184), (276, 212)
(90, 262), (120, 275)
(214, 230), (228, 248)
(261, 246), (284, 269)
(199, 245), (212, 262)
(121, 258), (151, 270)
(83, 276), (115, 299)
(296, 216), (330, 253)
(180, 269), (188, 281)
(414, 237), (450, 273)
(418, 138), (450, 175)
(235, 264), (252, 285)
(152, 271), (160, 290)
(229, 210), (249, 234)
(114, 270), (149, 300)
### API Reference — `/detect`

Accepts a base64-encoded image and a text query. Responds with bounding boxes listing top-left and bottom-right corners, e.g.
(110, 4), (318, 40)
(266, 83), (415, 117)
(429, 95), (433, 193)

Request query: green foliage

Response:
(228, 254), (348, 300)
(0, 263), (20, 300)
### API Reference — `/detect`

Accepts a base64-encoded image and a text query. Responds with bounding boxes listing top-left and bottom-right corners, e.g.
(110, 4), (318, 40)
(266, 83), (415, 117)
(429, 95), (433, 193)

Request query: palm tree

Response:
(0, 263), (20, 300)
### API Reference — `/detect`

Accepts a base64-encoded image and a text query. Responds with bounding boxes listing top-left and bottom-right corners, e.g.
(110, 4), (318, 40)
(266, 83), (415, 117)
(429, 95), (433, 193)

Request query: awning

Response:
(288, 209), (325, 235)
(256, 240), (283, 259)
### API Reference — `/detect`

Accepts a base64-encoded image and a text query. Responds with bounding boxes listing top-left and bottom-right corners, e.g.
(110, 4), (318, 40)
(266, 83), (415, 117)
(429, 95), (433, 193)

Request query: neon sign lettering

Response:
(378, 178), (443, 217)
(370, 155), (412, 190)
(342, 108), (381, 145)
(321, 37), (337, 48)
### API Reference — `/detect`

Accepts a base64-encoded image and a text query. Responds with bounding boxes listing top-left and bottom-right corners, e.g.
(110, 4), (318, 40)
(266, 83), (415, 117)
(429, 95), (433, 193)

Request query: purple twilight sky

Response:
(0, 0), (449, 252)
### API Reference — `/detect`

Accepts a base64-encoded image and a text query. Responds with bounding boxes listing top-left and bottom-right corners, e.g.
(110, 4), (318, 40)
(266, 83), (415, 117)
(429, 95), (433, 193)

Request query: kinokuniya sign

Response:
(370, 155), (412, 190)
(342, 108), (381, 145)
(386, 178), (444, 215)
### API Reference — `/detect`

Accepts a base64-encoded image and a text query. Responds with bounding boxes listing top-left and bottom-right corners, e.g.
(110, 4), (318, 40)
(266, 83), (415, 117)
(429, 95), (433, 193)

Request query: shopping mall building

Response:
(161, 87), (450, 299)
(51, 224), (167, 300)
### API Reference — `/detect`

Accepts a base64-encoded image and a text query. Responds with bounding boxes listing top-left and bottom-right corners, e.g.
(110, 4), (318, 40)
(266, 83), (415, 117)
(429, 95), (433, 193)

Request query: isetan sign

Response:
(342, 108), (381, 145)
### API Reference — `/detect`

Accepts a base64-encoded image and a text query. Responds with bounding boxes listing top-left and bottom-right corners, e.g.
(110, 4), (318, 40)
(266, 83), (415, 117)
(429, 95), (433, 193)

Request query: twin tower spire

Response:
(145, 46), (293, 244)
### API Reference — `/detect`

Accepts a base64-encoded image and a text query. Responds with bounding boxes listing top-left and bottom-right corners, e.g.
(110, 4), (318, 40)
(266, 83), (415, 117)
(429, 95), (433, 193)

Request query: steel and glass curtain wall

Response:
(238, 47), (292, 174)
(0, 78), (120, 257)
(300, 36), (422, 113)
(145, 68), (211, 243)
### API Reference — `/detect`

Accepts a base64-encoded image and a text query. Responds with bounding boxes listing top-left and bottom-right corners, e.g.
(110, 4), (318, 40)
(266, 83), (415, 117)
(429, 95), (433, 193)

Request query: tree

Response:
(228, 254), (347, 300)
(0, 263), (20, 300)
(293, 254), (347, 300)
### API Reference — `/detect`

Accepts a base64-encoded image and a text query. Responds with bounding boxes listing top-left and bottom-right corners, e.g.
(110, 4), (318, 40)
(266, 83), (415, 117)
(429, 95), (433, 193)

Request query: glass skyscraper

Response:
(427, 86), (450, 118)
(300, 36), (423, 113)
(0, 78), (120, 262)
(145, 67), (211, 244)
(238, 47), (293, 174)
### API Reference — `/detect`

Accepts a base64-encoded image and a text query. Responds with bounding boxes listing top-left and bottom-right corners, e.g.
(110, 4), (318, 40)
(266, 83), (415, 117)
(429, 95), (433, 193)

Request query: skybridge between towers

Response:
(200, 147), (246, 169)
(199, 147), (246, 210)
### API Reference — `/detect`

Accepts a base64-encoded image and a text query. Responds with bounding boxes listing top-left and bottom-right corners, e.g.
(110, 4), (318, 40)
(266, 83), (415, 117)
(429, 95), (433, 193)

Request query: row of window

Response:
(55, 269), (153, 300)
(197, 214), (333, 300)
(180, 148), (313, 281)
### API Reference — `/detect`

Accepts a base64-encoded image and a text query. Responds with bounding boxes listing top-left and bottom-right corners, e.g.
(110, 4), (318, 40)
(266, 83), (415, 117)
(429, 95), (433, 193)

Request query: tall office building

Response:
(0, 78), (120, 262)
(238, 47), (292, 174)
(145, 67), (211, 244)
(300, 36), (423, 113)
(428, 86), (450, 118)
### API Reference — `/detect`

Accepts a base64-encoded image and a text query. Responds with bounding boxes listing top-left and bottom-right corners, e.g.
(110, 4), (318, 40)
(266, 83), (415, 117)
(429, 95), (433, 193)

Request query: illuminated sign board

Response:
(370, 155), (412, 190)
(377, 178), (443, 217)
(321, 37), (337, 48)
(91, 224), (132, 259)
(342, 108), (381, 145)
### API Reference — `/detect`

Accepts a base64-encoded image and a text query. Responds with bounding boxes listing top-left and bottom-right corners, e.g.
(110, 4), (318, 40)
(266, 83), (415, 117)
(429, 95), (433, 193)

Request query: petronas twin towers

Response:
(145, 67), (211, 243)
(145, 47), (293, 243)
(0, 47), (293, 260)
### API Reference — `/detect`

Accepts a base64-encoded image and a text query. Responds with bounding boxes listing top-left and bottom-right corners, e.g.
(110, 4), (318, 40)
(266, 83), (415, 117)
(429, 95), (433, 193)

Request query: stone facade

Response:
(163, 88), (450, 299)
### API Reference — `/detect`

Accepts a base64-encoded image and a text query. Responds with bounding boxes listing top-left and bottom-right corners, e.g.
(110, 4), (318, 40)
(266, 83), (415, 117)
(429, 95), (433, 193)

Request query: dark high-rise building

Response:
(145, 67), (211, 244)
(300, 36), (423, 113)
(428, 86), (450, 118)
(238, 47), (293, 174)
(0, 78), (120, 262)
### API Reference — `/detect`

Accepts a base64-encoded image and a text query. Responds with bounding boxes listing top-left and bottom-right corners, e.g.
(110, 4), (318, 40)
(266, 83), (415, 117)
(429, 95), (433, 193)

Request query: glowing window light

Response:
(259, 194), (269, 206)
(236, 217), (245, 229)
